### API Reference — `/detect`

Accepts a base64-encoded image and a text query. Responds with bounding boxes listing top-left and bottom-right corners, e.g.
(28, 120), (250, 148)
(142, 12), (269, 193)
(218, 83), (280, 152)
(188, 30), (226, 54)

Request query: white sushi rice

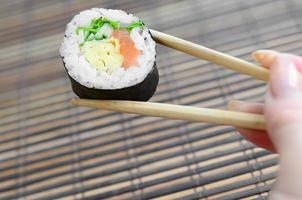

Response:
(60, 8), (156, 89)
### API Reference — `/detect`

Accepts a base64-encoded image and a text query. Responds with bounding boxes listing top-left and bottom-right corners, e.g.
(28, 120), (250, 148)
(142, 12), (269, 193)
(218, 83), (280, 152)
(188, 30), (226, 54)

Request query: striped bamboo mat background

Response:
(1, 0), (302, 199)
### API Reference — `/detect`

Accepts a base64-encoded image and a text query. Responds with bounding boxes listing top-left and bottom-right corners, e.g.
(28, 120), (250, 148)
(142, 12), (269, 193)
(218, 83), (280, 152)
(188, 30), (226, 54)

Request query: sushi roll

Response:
(60, 8), (158, 101)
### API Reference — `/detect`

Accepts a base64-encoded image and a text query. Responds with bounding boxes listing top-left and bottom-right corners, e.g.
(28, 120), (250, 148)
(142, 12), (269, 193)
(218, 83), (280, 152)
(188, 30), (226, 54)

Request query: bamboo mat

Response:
(1, 0), (302, 199)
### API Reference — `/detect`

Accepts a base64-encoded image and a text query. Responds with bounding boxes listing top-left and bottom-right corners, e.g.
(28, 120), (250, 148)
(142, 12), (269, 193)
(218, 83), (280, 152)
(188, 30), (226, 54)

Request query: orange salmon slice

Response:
(112, 30), (141, 69)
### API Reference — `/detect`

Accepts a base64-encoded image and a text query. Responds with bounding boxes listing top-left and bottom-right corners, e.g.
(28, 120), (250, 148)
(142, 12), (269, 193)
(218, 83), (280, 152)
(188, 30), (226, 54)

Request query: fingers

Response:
(259, 53), (302, 152)
(228, 100), (264, 114)
(227, 100), (276, 152)
(252, 50), (278, 68)
(252, 50), (302, 98)
(262, 53), (302, 131)
(269, 54), (302, 98)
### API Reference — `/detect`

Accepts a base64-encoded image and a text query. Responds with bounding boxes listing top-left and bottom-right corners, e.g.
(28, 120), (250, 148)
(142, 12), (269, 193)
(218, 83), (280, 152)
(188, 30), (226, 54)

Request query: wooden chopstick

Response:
(150, 29), (269, 81)
(71, 31), (269, 131)
(71, 98), (266, 131)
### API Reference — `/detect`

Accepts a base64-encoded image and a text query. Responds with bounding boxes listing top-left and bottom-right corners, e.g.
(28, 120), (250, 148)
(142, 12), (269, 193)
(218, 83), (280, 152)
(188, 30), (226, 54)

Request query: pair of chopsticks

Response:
(72, 30), (267, 131)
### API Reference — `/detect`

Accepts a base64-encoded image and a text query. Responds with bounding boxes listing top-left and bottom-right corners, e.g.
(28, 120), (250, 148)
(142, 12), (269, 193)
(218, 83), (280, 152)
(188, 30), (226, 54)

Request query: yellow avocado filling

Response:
(80, 38), (124, 73)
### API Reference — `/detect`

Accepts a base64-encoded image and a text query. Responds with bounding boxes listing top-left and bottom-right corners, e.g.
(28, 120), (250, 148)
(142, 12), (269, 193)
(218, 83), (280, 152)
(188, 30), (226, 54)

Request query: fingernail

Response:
(227, 100), (243, 110)
(252, 50), (279, 67)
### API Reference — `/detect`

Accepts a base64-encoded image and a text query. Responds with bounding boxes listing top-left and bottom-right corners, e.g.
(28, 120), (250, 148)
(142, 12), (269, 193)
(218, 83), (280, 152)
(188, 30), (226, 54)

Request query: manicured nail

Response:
(252, 50), (279, 67)
(227, 100), (243, 110)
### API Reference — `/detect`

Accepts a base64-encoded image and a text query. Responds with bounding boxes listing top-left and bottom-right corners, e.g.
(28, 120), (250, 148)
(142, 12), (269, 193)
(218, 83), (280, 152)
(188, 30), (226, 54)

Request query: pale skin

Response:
(228, 50), (302, 199)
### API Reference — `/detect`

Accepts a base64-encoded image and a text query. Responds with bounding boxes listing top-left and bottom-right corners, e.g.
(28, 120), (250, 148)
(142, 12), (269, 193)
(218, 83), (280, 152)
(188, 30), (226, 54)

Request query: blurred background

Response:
(1, 0), (302, 199)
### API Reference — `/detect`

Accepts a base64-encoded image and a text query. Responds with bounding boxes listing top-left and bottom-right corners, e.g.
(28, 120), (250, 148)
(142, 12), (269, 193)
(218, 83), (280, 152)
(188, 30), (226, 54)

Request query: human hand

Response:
(228, 50), (302, 199)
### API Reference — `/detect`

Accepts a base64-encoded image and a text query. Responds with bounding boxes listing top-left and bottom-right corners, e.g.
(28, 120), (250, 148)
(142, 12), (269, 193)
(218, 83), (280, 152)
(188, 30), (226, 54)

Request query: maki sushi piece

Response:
(60, 8), (158, 101)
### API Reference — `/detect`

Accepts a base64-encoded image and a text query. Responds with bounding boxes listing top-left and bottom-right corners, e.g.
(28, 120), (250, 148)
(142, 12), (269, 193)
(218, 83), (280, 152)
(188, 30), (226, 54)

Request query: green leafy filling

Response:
(76, 17), (145, 46)
(126, 20), (145, 31)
